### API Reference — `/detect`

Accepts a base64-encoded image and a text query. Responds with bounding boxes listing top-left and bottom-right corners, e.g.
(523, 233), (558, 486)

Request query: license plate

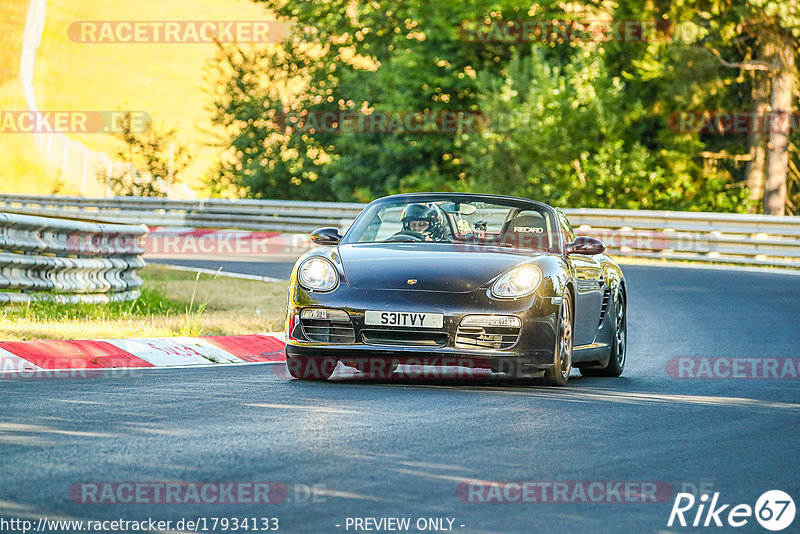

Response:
(364, 311), (444, 328)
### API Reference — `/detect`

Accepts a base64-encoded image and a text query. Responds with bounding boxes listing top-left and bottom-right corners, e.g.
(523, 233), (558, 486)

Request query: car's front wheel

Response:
(286, 355), (337, 380)
(541, 292), (573, 386)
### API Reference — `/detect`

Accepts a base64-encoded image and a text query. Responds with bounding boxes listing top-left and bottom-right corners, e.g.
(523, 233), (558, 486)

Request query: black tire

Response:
(541, 291), (574, 386)
(286, 355), (337, 380)
(580, 290), (626, 377)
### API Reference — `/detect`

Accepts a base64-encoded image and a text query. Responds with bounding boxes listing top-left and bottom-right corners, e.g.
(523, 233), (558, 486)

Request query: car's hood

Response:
(338, 243), (539, 292)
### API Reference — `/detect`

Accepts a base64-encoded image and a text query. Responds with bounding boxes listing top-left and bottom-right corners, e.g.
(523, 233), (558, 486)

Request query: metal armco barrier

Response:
(0, 195), (363, 233)
(0, 211), (147, 304)
(0, 194), (798, 268)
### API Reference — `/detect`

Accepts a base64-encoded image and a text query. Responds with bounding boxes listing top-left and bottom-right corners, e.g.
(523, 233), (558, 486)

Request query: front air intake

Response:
(299, 308), (356, 343)
(455, 326), (521, 350)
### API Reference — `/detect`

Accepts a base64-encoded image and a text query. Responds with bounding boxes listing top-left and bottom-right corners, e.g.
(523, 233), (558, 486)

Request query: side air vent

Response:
(598, 287), (611, 327)
(576, 279), (596, 292)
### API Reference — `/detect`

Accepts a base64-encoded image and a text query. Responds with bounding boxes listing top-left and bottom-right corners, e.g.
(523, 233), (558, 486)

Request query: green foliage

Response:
(456, 49), (748, 211)
(205, 0), (792, 212)
(107, 112), (192, 197)
(0, 287), (178, 322)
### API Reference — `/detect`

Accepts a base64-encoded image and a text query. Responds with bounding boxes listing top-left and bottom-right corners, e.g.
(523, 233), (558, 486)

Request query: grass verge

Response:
(0, 265), (287, 341)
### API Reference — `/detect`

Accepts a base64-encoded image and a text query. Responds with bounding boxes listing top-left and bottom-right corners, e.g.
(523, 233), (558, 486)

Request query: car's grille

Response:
(598, 287), (611, 326)
(361, 330), (448, 347)
(300, 314), (356, 343)
(455, 325), (521, 350)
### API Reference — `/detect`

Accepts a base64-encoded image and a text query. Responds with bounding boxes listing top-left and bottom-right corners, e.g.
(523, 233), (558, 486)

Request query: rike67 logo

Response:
(668, 490), (796, 531)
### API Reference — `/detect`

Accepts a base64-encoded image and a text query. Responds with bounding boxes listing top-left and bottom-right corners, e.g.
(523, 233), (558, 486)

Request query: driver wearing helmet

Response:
(400, 203), (446, 241)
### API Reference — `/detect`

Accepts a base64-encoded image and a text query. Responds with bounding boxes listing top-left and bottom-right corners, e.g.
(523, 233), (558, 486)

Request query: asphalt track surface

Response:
(1, 264), (799, 533)
(148, 258), (296, 280)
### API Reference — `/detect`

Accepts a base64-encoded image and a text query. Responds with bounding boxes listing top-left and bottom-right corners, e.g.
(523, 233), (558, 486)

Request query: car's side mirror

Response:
(566, 236), (605, 255)
(309, 227), (343, 246)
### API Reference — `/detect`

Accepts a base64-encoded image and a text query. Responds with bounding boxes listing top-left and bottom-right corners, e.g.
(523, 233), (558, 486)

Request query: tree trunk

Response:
(763, 31), (796, 216)
(745, 42), (772, 212)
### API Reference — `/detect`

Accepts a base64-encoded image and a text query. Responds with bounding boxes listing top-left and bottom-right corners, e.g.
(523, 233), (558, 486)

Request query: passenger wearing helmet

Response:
(399, 203), (446, 241)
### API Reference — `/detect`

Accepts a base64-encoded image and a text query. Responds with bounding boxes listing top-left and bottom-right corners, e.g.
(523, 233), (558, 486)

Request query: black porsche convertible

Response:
(284, 193), (626, 386)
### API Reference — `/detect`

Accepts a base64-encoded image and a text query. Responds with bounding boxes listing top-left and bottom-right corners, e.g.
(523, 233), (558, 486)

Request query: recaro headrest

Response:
(501, 214), (548, 249)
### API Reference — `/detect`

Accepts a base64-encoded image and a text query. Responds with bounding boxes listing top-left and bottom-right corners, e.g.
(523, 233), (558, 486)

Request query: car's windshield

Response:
(343, 196), (558, 253)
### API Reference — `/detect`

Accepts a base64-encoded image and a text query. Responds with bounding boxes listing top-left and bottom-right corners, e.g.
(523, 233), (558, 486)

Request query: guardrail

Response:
(566, 208), (800, 267)
(0, 195), (362, 233)
(0, 211), (147, 304)
(0, 194), (798, 268)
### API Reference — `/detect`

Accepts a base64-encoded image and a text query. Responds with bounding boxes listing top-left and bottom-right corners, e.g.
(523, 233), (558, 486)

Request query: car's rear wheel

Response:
(541, 292), (573, 386)
(580, 290), (626, 377)
(286, 355), (337, 380)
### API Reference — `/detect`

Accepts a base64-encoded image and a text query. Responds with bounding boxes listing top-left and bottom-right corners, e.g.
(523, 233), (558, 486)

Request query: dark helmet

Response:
(401, 203), (443, 239)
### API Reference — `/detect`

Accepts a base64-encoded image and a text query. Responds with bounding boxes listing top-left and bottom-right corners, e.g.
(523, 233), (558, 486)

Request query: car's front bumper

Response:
(285, 283), (561, 369)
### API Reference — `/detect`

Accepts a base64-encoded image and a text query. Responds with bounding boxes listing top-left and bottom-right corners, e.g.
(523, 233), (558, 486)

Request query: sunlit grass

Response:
(3, 0), (272, 196)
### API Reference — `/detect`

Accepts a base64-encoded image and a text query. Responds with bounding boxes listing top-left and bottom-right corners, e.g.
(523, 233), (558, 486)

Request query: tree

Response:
(457, 48), (743, 211)
(616, 0), (799, 214)
(207, 0), (789, 213)
(762, 21), (797, 215)
(208, 1), (570, 201)
(106, 112), (191, 197)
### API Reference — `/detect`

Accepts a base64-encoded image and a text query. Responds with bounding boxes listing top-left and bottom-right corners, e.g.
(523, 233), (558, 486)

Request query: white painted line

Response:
(167, 337), (247, 364)
(263, 332), (285, 342)
(104, 338), (226, 366)
(149, 263), (287, 283)
(0, 347), (42, 372)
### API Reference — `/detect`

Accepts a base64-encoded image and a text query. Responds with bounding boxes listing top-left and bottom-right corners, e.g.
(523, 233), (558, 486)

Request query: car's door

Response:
(569, 254), (604, 345)
(558, 210), (604, 346)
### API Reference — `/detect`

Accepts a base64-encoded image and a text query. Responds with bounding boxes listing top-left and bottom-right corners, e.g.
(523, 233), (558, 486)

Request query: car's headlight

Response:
(298, 257), (339, 291)
(491, 265), (542, 298)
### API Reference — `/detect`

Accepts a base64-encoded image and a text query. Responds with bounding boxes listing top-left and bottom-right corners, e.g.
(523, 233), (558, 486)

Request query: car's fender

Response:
(527, 254), (572, 300)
